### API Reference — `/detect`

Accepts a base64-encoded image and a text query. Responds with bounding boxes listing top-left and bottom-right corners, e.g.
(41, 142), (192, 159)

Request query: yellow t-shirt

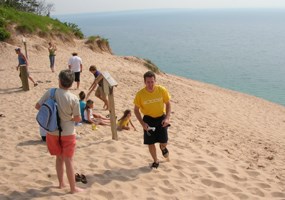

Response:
(134, 85), (170, 118)
(117, 118), (130, 127)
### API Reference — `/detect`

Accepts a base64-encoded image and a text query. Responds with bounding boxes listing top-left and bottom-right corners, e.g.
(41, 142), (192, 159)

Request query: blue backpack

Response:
(36, 88), (61, 132)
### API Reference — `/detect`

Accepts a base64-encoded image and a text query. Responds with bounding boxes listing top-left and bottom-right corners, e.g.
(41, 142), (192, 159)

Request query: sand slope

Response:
(0, 37), (285, 200)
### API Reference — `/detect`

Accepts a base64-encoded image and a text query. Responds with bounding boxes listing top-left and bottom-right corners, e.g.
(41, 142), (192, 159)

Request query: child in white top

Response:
(84, 100), (110, 126)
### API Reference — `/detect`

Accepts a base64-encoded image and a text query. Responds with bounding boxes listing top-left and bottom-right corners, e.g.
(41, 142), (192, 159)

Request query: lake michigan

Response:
(55, 9), (285, 106)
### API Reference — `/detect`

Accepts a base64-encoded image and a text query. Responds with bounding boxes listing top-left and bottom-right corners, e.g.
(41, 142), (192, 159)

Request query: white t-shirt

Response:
(68, 56), (82, 72)
(84, 108), (94, 121)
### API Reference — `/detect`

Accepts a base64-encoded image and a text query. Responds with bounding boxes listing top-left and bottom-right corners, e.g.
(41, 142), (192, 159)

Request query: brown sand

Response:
(0, 36), (285, 199)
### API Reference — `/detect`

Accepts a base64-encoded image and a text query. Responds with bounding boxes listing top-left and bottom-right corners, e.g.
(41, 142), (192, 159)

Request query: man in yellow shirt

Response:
(134, 71), (171, 168)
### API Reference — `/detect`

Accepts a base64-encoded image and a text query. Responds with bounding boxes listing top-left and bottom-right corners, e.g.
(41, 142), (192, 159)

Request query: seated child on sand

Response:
(79, 91), (86, 122)
(84, 99), (110, 126)
(117, 109), (136, 131)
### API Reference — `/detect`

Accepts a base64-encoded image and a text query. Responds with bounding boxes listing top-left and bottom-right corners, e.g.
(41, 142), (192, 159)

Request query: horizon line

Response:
(52, 7), (285, 16)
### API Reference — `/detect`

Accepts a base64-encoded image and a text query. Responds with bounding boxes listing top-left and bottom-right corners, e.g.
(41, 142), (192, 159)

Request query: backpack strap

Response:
(50, 88), (62, 146)
(50, 88), (56, 99)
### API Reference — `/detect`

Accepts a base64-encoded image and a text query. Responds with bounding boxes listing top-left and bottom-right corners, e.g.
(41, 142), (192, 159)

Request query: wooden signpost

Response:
(97, 72), (118, 140)
(21, 37), (29, 91)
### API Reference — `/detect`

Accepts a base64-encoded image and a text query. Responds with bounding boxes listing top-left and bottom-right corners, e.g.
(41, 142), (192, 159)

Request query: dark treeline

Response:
(0, 0), (54, 16)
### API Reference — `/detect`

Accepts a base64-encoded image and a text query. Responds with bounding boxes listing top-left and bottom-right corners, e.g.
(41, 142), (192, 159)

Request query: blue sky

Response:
(48, 0), (285, 15)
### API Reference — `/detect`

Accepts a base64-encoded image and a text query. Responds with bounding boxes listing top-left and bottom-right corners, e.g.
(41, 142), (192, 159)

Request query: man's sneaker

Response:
(151, 162), (159, 169)
(161, 147), (169, 158)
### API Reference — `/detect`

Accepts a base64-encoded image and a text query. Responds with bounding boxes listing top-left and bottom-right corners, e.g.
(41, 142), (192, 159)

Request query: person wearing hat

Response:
(68, 52), (82, 89)
(15, 47), (38, 87)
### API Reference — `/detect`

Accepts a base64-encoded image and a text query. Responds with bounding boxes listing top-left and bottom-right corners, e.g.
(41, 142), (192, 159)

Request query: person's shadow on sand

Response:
(17, 139), (45, 146)
(85, 166), (152, 186)
(0, 186), (64, 200)
(0, 87), (24, 94)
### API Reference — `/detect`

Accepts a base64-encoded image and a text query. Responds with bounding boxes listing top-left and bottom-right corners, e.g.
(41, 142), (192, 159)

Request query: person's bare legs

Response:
(28, 76), (37, 86)
(160, 143), (167, 151)
(148, 144), (158, 163)
(98, 120), (110, 126)
(96, 94), (109, 110)
(98, 114), (110, 120)
(159, 143), (169, 160)
(56, 155), (65, 188)
(76, 82), (80, 90)
(122, 126), (130, 130)
(64, 156), (84, 193)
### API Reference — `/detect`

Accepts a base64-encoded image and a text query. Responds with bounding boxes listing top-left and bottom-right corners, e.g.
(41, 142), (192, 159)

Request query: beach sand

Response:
(0, 36), (285, 200)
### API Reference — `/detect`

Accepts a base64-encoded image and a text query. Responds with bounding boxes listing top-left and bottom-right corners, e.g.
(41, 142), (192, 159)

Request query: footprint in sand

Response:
(245, 170), (260, 177)
(247, 187), (265, 197)
(271, 192), (285, 198)
(255, 182), (271, 189)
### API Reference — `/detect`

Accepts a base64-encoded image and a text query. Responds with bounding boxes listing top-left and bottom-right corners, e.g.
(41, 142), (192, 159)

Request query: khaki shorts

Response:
(19, 65), (30, 77)
(95, 86), (107, 100)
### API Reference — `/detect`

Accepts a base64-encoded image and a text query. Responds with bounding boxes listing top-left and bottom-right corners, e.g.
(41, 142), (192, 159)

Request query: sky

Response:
(48, 0), (285, 15)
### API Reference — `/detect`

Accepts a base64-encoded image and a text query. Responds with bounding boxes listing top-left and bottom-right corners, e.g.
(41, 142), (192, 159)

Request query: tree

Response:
(34, 0), (54, 16)
(0, 0), (54, 16)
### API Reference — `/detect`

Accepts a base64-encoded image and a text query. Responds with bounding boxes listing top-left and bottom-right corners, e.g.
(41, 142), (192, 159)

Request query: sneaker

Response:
(151, 162), (159, 169)
(161, 147), (169, 158)
(75, 122), (82, 126)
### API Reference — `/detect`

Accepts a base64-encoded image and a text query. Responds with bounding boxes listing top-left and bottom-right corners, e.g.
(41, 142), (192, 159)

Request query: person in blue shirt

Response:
(78, 91), (86, 122)
(86, 65), (108, 110)
(15, 47), (38, 87)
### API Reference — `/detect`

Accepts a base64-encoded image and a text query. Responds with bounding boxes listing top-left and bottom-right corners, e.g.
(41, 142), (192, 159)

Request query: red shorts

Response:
(46, 133), (76, 157)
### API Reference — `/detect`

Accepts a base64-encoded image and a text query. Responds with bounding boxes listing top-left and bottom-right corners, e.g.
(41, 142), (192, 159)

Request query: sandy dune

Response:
(0, 36), (285, 199)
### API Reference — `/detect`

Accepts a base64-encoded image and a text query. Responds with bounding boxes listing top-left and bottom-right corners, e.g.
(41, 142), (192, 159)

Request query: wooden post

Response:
(108, 87), (117, 140)
(101, 72), (118, 140)
(23, 37), (28, 59)
(21, 37), (29, 91)
(20, 65), (30, 91)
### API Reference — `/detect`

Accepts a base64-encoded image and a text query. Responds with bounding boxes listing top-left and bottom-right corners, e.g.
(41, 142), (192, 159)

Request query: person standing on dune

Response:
(48, 42), (57, 72)
(68, 52), (82, 89)
(15, 47), (38, 87)
(134, 71), (171, 168)
(35, 70), (84, 194)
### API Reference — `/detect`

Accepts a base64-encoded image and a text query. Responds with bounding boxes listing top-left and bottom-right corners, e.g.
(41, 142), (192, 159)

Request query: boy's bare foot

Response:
(71, 187), (85, 194)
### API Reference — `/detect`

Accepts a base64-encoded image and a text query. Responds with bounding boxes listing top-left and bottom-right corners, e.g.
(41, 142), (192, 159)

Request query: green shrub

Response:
(0, 17), (6, 27)
(86, 35), (100, 43)
(0, 27), (10, 41)
(101, 38), (109, 45)
(63, 22), (84, 39)
(16, 24), (34, 33)
(143, 59), (160, 73)
(0, 6), (84, 39)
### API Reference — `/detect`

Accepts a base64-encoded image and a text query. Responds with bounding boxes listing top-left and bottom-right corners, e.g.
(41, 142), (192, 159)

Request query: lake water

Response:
(55, 9), (285, 106)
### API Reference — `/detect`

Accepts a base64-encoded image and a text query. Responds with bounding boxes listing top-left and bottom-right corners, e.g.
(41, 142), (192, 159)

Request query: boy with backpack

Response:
(35, 69), (84, 194)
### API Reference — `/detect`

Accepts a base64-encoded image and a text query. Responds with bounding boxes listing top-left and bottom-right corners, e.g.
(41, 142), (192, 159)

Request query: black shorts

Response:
(74, 72), (80, 82)
(143, 115), (169, 145)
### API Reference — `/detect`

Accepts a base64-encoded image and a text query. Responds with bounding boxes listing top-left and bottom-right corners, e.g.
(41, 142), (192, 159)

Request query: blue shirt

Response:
(18, 54), (27, 65)
(79, 100), (86, 121)
(94, 70), (103, 86)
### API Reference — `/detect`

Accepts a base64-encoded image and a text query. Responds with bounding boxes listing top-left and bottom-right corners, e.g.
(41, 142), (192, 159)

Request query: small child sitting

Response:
(79, 91), (86, 122)
(84, 99), (110, 126)
(117, 109), (136, 131)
